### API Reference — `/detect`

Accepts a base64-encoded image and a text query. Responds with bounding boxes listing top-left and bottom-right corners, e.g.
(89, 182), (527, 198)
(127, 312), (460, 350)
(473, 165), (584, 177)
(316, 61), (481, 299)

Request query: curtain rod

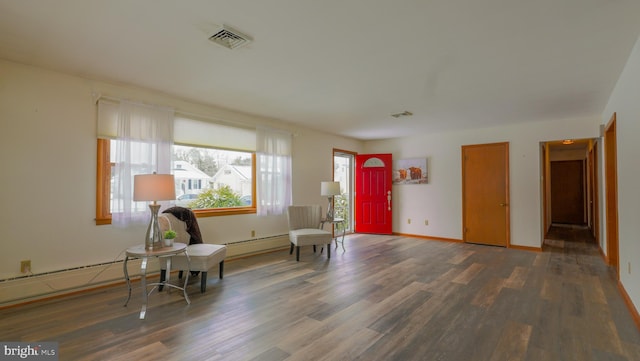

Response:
(93, 92), (264, 130)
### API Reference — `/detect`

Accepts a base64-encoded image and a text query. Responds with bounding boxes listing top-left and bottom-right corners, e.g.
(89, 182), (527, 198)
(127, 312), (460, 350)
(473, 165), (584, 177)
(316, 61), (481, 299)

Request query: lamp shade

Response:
(133, 174), (176, 201)
(320, 181), (341, 196)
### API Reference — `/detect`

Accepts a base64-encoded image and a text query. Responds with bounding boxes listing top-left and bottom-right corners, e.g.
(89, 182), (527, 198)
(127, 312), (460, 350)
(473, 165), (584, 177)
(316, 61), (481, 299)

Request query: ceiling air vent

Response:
(208, 25), (252, 49)
(391, 111), (413, 118)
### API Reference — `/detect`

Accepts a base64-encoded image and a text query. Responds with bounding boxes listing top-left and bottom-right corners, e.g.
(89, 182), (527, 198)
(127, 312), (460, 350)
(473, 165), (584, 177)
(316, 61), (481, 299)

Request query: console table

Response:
(123, 242), (191, 319)
(321, 218), (347, 252)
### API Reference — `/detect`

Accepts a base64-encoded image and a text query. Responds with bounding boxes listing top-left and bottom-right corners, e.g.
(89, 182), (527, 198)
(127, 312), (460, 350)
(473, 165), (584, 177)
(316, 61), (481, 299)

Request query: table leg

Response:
(123, 256), (132, 307)
(182, 251), (191, 305)
(334, 222), (346, 252)
(164, 257), (171, 293)
(139, 257), (148, 319)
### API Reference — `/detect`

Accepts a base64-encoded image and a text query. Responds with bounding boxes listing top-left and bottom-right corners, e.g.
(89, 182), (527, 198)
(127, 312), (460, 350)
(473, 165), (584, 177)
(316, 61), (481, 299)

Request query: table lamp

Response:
(320, 181), (341, 221)
(134, 173), (176, 250)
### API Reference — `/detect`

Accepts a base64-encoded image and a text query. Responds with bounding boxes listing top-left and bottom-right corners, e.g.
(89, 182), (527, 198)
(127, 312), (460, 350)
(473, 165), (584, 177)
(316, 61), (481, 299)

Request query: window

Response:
(172, 144), (255, 211)
(96, 102), (258, 224)
(333, 149), (355, 232)
(96, 139), (112, 225)
(96, 140), (256, 224)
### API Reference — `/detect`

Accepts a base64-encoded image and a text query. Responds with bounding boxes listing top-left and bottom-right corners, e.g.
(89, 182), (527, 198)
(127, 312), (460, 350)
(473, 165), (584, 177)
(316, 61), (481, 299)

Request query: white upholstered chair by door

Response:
(287, 205), (333, 261)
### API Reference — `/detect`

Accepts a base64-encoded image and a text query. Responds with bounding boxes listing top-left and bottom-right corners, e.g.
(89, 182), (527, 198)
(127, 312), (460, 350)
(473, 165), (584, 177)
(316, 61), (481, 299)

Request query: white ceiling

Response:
(1, 0), (639, 140)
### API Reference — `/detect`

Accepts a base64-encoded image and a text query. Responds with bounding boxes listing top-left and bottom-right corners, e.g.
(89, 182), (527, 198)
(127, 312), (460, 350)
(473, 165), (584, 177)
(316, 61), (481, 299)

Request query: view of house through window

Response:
(172, 145), (253, 209)
(109, 141), (253, 213)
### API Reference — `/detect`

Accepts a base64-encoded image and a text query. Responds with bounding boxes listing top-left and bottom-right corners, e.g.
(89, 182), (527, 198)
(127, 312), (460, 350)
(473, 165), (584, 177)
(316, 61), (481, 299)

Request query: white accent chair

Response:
(287, 205), (333, 261)
(158, 213), (227, 293)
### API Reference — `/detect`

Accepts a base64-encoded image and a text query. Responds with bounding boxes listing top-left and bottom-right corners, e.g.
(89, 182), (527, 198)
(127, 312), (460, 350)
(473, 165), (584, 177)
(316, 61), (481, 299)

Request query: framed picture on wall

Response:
(393, 158), (428, 184)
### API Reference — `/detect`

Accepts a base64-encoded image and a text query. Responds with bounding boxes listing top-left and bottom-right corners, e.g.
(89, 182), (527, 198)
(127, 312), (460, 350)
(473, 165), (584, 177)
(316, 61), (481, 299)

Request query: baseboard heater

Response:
(0, 234), (289, 307)
(224, 234), (289, 258)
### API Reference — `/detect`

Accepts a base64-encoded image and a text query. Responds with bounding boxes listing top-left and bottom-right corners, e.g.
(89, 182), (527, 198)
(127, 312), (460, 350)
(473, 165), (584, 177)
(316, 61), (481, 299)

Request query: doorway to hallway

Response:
(541, 138), (599, 242)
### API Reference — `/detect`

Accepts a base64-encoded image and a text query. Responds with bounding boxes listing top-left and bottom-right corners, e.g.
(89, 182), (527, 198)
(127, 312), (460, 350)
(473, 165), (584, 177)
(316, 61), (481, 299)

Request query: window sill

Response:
(95, 217), (112, 225)
(95, 207), (256, 225)
(193, 207), (257, 217)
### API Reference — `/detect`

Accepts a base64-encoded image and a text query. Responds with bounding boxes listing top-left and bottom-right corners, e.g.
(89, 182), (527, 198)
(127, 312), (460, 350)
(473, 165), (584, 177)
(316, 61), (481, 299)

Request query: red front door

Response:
(355, 154), (392, 234)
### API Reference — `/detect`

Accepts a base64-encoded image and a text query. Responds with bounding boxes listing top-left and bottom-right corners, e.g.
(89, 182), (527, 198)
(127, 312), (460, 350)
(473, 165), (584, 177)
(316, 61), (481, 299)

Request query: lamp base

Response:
(325, 197), (334, 221)
(144, 203), (163, 250)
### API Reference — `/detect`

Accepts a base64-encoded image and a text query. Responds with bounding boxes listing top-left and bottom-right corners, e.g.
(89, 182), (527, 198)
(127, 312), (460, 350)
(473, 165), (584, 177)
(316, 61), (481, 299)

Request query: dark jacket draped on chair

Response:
(162, 206), (203, 245)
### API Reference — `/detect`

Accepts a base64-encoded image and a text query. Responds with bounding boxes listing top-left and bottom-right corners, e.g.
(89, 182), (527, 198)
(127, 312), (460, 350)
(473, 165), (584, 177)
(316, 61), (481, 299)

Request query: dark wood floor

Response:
(2, 227), (640, 360)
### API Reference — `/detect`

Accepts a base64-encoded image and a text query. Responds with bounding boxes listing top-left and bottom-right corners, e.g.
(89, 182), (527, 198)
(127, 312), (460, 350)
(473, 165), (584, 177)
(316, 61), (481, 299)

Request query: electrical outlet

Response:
(425, 220), (429, 226)
(251, 230), (256, 238)
(407, 218), (411, 224)
(20, 260), (31, 273)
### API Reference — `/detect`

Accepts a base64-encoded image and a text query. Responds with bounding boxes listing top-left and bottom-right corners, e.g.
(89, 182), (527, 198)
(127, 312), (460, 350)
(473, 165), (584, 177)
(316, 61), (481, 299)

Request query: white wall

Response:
(4, 37), (639, 308)
(363, 117), (601, 248)
(549, 148), (589, 161)
(0, 59), (362, 302)
(602, 35), (640, 311)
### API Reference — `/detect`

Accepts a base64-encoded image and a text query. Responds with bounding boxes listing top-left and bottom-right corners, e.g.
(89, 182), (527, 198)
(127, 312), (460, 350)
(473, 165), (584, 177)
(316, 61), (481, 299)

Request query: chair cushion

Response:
(161, 243), (227, 272)
(289, 228), (332, 247)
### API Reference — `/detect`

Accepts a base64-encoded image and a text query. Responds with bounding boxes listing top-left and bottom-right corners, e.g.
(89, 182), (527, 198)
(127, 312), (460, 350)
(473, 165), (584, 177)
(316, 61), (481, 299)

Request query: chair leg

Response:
(200, 272), (208, 293)
(159, 269), (166, 291)
(296, 246), (300, 261)
(290, 243), (294, 254)
(219, 260), (224, 279)
(313, 245), (317, 253)
(327, 244), (331, 259)
(178, 270), (184, 279)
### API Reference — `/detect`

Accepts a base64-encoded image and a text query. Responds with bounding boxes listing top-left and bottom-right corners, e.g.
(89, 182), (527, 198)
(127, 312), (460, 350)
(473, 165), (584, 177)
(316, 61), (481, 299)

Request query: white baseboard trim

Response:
(0, 235), (289, 307)
(0, 258), (147, 307)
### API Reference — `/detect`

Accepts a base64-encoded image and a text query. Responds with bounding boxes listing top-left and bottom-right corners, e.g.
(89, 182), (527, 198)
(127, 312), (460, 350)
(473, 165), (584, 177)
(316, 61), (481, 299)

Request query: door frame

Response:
(604, 113), (619, 277)
(541, 139), (599, 244)
(589, 141), (599, 245)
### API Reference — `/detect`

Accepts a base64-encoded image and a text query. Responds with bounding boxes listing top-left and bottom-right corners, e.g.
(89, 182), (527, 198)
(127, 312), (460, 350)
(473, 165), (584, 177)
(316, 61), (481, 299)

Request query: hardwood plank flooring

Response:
(2, 226), (640, 360)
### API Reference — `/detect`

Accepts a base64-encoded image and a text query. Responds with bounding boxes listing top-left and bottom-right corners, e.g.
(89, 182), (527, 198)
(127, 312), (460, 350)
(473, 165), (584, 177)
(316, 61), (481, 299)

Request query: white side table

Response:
(123, 242), (191, 319)
(321, 218), (346, 252)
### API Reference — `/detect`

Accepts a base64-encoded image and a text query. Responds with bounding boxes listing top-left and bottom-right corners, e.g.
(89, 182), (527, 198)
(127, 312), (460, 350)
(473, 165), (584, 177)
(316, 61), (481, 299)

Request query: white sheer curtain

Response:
(256, 127), (292, 216)
(112, 100), (174, 227)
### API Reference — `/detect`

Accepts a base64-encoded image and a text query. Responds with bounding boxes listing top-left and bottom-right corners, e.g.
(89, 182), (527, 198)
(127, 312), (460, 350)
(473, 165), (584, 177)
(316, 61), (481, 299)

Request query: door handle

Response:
(500, 203), (508, 207)
(387, 190), (392, 211)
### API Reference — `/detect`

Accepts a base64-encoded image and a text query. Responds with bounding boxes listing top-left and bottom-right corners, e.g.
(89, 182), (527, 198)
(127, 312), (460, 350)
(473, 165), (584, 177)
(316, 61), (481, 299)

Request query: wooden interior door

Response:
(462, 142), (510, 247)
(355, 154), (392, 234)
(550, 160), (584, 224)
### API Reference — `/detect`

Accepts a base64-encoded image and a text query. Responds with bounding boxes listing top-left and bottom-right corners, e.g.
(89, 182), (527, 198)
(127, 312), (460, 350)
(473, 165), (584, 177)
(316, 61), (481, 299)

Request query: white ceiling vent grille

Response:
(391, 111), (413, 118)
(208, 25), (252, 49)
